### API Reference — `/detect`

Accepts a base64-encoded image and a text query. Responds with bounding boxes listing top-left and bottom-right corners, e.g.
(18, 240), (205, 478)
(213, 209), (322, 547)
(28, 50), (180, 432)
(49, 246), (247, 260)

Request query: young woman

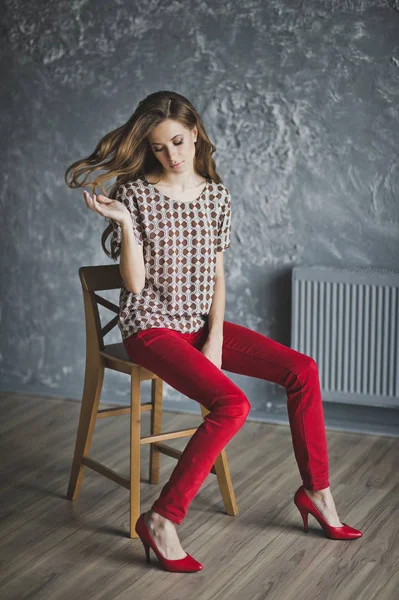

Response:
(65, 90), (362, 573)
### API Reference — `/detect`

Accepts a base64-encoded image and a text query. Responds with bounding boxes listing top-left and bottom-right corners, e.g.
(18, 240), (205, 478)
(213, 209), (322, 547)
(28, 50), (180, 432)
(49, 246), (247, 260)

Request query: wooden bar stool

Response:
(66, 264), (238, 538)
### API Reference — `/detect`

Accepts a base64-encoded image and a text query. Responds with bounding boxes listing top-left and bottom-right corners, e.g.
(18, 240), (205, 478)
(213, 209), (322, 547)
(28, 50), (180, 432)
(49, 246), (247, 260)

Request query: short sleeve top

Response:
(110, 174), (232, 341)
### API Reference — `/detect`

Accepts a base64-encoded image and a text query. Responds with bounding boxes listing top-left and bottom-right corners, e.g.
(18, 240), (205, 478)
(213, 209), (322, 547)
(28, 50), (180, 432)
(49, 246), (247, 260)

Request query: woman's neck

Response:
(145, 170), (206, 191)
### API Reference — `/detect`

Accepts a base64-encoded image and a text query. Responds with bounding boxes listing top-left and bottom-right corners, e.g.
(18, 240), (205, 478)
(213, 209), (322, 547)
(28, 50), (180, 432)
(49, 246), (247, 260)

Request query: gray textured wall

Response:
(1, 1), (399, 431)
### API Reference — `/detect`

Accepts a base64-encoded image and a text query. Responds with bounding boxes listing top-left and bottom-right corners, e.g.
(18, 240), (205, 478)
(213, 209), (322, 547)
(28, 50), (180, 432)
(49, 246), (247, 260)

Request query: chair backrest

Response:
(79, 264), (123, 354)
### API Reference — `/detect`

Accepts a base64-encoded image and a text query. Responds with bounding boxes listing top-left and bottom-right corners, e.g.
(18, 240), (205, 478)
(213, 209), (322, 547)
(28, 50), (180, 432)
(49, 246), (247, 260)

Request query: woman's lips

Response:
(171, 161), (183, 168)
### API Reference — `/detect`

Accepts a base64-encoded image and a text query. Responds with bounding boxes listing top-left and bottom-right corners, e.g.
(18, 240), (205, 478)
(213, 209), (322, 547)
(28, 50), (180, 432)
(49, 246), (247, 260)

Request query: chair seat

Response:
(103, 342), (131, 362)
(101, 342), (155, 378)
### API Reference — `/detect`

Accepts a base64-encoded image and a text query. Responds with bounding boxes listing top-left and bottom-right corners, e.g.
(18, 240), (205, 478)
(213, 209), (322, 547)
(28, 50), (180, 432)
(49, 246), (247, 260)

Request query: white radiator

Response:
(291, 266), (399, 408)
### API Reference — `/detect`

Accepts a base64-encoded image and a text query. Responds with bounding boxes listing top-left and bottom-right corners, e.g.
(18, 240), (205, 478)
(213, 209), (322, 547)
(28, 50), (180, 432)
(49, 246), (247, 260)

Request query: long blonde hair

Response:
(64, 90), (223, 260)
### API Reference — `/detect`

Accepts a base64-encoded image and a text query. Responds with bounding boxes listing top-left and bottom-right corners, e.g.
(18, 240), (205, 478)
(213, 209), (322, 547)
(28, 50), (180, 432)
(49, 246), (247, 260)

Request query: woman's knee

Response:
(231, 394), (251, 427)
(284, 354), (319, 389)
(299, 354), (318, 371)
(238, 394), (251, 421)
(295, 355), (320, 386)
(214, 390), (251, 423)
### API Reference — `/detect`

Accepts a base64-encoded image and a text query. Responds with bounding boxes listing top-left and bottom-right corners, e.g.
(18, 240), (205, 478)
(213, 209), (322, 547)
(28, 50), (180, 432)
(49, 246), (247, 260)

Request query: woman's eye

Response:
(154, 141), (183, 153)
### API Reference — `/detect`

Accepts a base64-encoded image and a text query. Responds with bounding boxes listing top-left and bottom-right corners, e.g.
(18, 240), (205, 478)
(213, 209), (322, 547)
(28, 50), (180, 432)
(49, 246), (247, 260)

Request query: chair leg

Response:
(200, 404), (239, 517)
(130, 365), (142, 539)
(67, 358), (105, 501)
(149, 378), (163, 484)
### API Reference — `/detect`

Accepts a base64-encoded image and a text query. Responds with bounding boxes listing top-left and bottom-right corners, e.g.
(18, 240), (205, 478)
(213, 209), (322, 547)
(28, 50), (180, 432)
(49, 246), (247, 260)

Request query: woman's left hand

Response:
(201, 336), (223, 370)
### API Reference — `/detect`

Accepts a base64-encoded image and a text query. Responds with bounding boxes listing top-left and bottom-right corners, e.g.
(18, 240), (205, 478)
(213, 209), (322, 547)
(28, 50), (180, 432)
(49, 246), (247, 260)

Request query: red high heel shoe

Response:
(294, 486), (363, 540)
(135, 513), (203, 572)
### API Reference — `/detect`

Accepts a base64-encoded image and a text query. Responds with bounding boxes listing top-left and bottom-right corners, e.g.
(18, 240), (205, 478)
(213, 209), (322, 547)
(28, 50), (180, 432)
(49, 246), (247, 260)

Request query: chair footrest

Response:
(81, 441), (216, 491)
(140, 427), (199, 445)
(154, 442), (216, 474)
(82, 456), (130, 489)
(96, 403), (152, 418)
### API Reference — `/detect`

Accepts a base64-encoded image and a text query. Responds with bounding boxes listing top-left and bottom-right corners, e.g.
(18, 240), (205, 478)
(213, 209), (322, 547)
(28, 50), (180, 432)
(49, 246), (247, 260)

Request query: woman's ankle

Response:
(305, 486), (330, 497)
(146, 509), (175, 526)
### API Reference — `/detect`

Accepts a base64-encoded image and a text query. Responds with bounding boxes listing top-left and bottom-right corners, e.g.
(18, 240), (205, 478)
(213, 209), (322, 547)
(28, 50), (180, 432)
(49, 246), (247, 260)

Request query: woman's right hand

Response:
(83, 190), (130, 225)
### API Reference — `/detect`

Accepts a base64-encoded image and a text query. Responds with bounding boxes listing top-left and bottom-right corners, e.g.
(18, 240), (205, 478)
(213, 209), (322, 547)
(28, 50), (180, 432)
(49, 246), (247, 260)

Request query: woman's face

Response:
(147, 119), (197, 175)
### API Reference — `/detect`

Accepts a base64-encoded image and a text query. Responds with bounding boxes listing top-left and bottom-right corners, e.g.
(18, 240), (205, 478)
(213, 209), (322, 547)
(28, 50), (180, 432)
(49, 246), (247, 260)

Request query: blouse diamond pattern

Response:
(111, 175), (232, 340)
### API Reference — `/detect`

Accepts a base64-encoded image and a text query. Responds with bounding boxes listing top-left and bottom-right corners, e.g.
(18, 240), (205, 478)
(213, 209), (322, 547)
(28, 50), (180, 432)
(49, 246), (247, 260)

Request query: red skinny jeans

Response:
(123, 319), (330, 525)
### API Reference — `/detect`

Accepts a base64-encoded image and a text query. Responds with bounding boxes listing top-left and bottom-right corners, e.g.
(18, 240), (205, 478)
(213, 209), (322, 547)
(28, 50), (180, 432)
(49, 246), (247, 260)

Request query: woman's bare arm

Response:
(119, 217), (145, 294)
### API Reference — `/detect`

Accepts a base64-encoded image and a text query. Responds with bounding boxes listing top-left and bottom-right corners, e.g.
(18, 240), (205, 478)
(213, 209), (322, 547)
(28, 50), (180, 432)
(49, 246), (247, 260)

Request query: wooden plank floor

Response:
(1, 391), (398, 600)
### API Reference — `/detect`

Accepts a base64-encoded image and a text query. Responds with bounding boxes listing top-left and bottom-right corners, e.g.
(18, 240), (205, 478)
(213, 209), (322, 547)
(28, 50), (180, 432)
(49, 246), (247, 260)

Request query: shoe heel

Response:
(296, 504), (309, 533)
(141, 539), (151, 563)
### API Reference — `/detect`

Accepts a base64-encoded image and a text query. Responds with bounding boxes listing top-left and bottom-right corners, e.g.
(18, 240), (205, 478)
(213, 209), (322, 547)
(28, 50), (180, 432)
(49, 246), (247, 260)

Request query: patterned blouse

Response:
(111, 174), (232, 341)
